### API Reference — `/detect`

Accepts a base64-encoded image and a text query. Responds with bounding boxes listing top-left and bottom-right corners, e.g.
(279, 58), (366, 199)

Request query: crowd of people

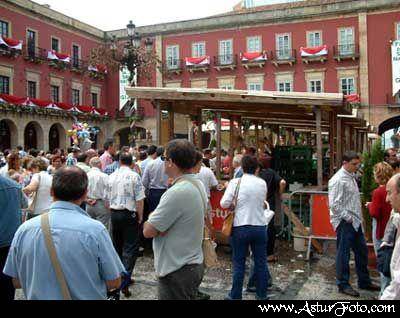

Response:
(0, 140), (399, 300)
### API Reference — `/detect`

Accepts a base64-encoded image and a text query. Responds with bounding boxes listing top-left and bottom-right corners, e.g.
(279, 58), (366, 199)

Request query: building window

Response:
(219, 40), (233, 65)
(51, 85), (60, 103)
(51, 37), (60, 52)
(397, 22), (400, 40)
(248, 83), (262, 91)
(27, 81), (37, 98)
(72, 89), (80, 106)
(338, 28), (355, 55)
(27, 30), (36, 57)
(277, 81), (292, 92)
(0, 20), (9, 37)
(166, 45), (179, 69)
(91, 93), (98, 108)
(247, 36), (261, 53)
(276, 34), (291, 59)
(0, 75), (10, 94)
(308, 80), (322, 93)
(192, 42), (206, 57)
(341, 77), (356, 95)
(219, 84), (234, 90)
(72, 45), (80, 68)
(307, 31), (322, 47)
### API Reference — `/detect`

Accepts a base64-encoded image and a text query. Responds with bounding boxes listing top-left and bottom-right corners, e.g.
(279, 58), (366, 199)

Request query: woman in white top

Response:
(220, 155), (268, 301)
(23, 158), (53, 219)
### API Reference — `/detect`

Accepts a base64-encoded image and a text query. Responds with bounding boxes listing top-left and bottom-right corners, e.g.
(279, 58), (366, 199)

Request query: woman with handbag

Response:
(23, 158), (53, 220)
(220, 155), (268, 300)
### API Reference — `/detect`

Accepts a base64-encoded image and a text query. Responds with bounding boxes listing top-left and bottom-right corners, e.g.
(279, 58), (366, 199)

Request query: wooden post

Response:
(349, 126), (355, 150)
(255, 121), (260, 149)
(197, 109), (203, 150)
(216, 112), (222, 178)
(337, 118), (343, 170)
(156, 101), (162, 146)
(229, 117), (235, 179)
(168, 106), (174, 142)
(315, 107), (323, 189)
(329, 111), (335, 177)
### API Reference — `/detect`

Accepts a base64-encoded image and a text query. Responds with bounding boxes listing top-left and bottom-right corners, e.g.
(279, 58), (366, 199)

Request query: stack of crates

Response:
(272, 146), (313, 185)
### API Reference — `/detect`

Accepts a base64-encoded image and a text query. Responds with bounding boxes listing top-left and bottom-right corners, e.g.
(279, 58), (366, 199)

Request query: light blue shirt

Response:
(0, 176), (27, 248)
(142, 157), (169, 191)
(3, 201), (125, 300)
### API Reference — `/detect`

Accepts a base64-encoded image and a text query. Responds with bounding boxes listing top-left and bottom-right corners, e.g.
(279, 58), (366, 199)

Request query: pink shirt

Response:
(100, 152), (113, 171)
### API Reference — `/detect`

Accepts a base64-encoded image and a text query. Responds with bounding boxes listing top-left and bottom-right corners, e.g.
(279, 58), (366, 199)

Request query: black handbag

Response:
(377, 245), (394, 278)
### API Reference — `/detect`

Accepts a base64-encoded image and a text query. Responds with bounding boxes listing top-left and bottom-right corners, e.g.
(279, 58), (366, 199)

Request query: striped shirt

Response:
(328, 167), (363, 232)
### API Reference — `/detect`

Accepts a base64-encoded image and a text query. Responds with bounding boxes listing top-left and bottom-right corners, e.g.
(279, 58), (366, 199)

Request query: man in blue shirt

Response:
(0, 176), (27, 300)
(3, 167), (125, 300)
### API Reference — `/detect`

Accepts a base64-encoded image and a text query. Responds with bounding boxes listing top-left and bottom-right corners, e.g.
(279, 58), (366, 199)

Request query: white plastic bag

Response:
(264, 201), (275, 225)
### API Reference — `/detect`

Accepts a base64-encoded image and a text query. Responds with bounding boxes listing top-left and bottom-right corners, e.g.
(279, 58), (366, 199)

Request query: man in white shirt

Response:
(107, 153), (145, 290)
(381, 174), (400, 300)
(86, 157), (110, 231)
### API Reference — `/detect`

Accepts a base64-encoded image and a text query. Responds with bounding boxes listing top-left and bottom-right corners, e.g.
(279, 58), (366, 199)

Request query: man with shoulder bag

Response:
(3, 167), (125, 300)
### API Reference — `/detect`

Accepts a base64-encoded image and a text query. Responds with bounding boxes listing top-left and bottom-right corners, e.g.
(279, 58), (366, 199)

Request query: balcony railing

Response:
(71, 58), (87, 72)
(214, 54), (237, 66)
(271, 49), (296, 66)
(23, 45), (47, 62)
(333, 44), (359, 61)
(0, 44), (21, 57)
(165, 59), (183, 73)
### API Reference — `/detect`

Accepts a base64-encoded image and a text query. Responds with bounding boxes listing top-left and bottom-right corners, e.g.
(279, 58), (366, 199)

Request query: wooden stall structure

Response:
(126, 87), (364, 188)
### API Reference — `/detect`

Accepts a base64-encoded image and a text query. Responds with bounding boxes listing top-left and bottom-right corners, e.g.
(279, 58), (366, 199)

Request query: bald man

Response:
(381, 175), (400, 300)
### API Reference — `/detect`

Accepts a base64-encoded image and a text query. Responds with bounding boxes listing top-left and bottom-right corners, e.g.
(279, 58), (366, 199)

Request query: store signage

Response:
(392, 40), (400, 96)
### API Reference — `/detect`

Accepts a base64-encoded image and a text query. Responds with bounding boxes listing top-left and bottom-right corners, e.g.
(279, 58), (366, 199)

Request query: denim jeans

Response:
(0, 246), (15, 300)
(372, 219), (392, 296)
(336, 221), (372, 289)
(229, 225), (268, 300)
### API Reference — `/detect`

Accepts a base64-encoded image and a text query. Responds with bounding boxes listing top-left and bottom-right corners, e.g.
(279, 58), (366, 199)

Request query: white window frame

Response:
(247, 36), (262, 53)
(219, 84), (234, 90)
(338, 27), (355, 55)
(0, 19), (10, 38)
(277, 81), (292, 92)
(0, 75), (10, 95)
(340, 77), (356, 95)
(27, 80), (37, 99)
(166, 45), (180, 70)
(307, 31), (322, 47)
(396, 22), (400, 41)
(50, 85), (60, 103)
(51, 36), (61, 53)
(276, 33), (291, 59)
(308, 79), (323, 93)
(219, 39), (233, 65)
(72, 88), (80, 106)
(248, 82), (263, 91)
(72, 44), (81, 67)
(192, 42), (206, 58)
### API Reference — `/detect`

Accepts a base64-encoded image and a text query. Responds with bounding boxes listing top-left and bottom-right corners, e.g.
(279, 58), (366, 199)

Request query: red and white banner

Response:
(241, 52), (267, 62)
(185, 56), (210, 66)
(0, 35), (22, 50)
(345, 94), (360, 103)
(0, 93), (109, 115)
(47, 50), (71, 63)
(300, 45), (328, 57)
(88, 64), (108, 74)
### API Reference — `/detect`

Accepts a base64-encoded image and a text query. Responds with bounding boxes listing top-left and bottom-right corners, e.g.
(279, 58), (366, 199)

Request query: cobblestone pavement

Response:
(14, 240), (380, 301)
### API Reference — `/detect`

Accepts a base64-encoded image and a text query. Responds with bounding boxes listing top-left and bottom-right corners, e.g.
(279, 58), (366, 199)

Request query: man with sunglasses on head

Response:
(329, 151), (380, 298)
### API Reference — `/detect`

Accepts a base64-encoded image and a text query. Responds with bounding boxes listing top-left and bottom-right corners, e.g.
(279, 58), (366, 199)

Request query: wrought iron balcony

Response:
(165, 59), (183, 74)
(0, 44), (21, 58)
(271, 49), (296, 66)
(333, 44), (359, 61)
(70, 58), (87, 72)
(23, 45), (47, 63)
(214, 54), (237, 71)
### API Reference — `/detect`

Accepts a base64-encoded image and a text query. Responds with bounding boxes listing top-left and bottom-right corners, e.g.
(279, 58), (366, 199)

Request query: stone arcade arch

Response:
(24, 121), (44, 151)
(49, 123), (67, 152)
(0, 119), (18, 151)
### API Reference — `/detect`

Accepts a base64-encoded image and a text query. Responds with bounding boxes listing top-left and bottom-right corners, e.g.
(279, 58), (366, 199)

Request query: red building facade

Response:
(0, 0), (130, 152)
(109, 0), (400, 140)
